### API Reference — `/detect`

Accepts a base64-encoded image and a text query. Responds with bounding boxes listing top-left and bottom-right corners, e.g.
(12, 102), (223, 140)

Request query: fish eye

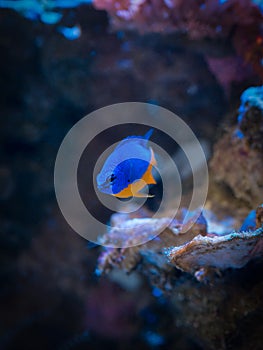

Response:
(110, 174), (116, 182)
(106, 173), (117, 183)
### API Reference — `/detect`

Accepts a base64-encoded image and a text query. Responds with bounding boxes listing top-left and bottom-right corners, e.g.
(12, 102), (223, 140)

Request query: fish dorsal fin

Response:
(116, 129), (154, 149)
(143, 129), (154, 140)
(124, 129), (153, 141)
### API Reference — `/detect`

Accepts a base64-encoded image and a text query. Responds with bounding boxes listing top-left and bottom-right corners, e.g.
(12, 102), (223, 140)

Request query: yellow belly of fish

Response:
(114, 178), (148, 198)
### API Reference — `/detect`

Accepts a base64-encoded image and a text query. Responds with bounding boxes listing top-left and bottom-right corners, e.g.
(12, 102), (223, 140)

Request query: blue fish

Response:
(96, 129), (157, 198)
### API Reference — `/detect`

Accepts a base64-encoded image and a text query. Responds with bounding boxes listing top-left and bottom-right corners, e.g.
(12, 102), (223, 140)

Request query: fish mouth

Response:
(98, 184), (107, 191)
(96, 172), (113, 194)
(97, 182), (112, 194)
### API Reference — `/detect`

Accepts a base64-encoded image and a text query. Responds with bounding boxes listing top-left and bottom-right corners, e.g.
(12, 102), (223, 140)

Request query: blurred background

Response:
(0, 1), (262, 349)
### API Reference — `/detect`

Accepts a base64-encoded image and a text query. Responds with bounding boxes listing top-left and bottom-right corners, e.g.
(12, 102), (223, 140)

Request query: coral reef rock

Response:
(210, 85), (263, 206)
(94, 0), (263, 79)
(96, 210), (207, 275)
(97, 204), (263, 282)
(167, 226), (263, 276)
(93, 0), (262, 39)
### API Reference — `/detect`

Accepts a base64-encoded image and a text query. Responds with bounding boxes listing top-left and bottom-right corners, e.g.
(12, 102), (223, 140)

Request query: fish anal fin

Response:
(114, 178), (145, 198)
(131, 179), (155, 198)
(114, 186), (133, 198)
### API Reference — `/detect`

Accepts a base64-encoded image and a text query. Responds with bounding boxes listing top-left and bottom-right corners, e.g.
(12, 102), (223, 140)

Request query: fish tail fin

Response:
(147, 171), (157, 185)
(144, 128), (154, 140)
(150, 147), (157, 166)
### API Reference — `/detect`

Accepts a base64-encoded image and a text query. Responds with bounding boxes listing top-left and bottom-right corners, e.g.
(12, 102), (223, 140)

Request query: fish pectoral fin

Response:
(133, 193), (153, 198)
(133, 191), (155, 198)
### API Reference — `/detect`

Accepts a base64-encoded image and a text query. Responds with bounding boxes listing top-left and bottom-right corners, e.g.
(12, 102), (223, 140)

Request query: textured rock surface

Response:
(97, 210), (207, 275)
(96, 204), (263, 349)
(168, 226), (263, 274)
(97, 204), (263, 277)
(210, 86), (263, 206)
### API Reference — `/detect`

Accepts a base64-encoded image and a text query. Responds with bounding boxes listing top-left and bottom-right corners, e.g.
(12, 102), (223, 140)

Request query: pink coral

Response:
(205, 55), (254, 96)
(94, 0), (262, 39)
(94, 0), (263, 79)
